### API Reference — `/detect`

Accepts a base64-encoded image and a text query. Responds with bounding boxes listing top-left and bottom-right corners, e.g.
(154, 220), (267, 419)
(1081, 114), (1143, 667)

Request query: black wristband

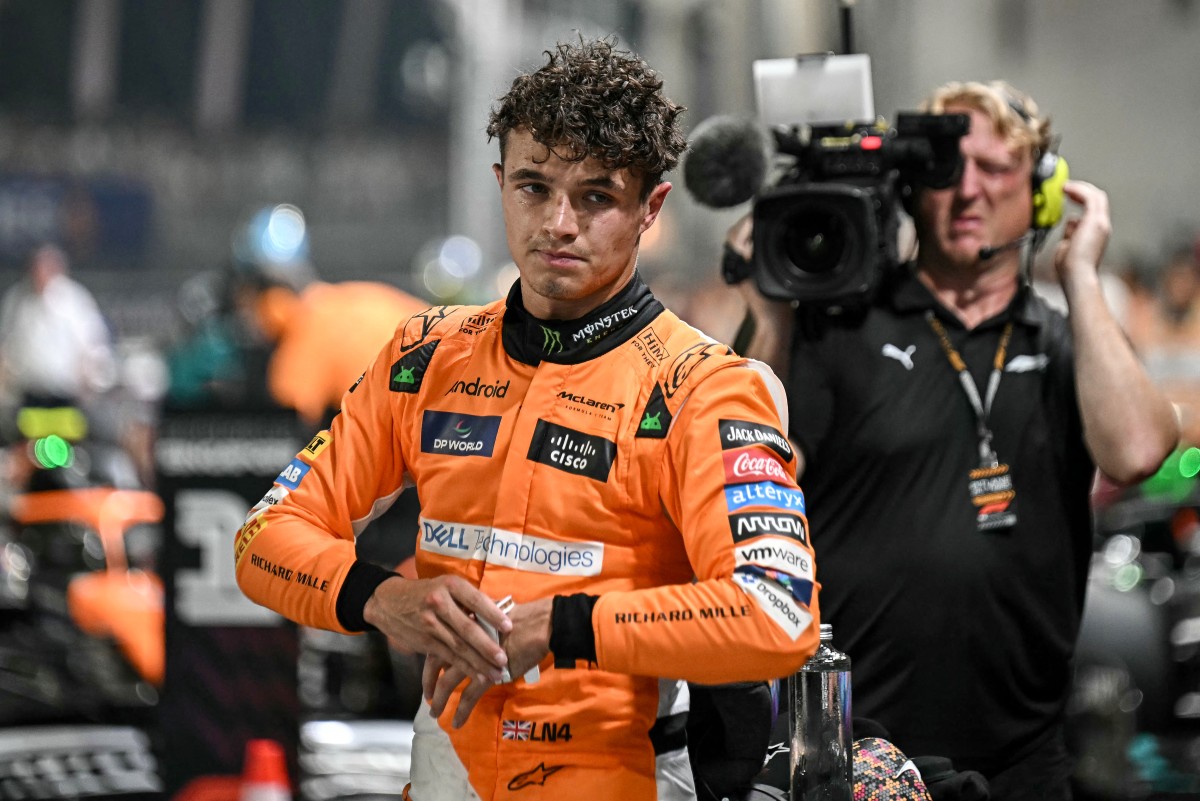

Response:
(721, 242), (754, 285)
(335, 560), (401, 632)
(549, 593), (600, 667)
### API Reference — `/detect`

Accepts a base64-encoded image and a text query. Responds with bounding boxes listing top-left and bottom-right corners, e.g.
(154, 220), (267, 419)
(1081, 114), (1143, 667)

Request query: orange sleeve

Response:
(591, 359), (820, 683)
(234, 335), (408, 632)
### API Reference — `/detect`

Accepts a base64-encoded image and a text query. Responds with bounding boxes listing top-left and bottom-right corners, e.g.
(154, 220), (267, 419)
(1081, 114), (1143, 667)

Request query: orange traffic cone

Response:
(238, 739), (291, 801)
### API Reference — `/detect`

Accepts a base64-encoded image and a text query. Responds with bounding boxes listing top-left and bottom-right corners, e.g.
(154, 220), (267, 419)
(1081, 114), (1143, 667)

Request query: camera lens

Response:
(781, 209), (849, 274)
(752, 183), (878, 302)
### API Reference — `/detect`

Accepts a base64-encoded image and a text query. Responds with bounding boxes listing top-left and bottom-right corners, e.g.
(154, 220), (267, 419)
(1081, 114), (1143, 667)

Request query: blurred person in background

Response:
(166, 203), (429, 427)
(1123, 245), (1200, 446)
(726, 80), (1177, 799)
(0, 243), (118, 491)
(236, 36), (820, 801)
(0, 242), (116, 412)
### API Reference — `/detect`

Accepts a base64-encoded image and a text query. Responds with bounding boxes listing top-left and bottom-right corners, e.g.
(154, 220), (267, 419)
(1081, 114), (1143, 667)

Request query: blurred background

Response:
(0, 0), (1197, 337)
(2, 1), (1200, 800)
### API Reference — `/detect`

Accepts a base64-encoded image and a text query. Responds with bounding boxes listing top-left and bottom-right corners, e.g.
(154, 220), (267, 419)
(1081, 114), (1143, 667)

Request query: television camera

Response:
(682, 54), (969, 305)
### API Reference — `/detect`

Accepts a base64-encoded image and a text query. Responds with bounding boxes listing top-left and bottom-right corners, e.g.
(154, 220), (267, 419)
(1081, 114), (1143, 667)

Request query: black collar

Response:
(888, 264), (1050, 330)
(501, 272), (665, 365)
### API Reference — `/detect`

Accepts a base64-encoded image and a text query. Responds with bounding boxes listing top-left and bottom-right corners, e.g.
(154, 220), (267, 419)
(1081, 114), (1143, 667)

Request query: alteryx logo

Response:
(729, 511), (808, 545)
(421, 411), (502, 457)
(725, 481), (806, 514)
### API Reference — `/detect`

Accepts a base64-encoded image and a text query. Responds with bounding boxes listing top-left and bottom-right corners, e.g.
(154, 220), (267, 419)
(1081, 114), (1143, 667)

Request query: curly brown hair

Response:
(487, 37), (686, 199)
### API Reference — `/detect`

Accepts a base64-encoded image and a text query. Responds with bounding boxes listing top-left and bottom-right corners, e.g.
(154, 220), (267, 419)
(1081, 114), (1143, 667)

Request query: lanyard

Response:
(925, 311), (1013, 466)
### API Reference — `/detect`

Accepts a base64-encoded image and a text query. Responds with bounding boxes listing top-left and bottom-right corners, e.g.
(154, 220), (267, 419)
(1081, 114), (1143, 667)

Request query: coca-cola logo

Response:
(722, 446), (791, 485)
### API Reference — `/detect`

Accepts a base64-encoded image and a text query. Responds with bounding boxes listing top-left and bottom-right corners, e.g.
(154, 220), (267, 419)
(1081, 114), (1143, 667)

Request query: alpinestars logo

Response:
(420, 411), (502, 456)
(541, 325), (563, 355)
(528, 420), (616, 482)
(665, 342), (731, 398)
(400, 305), (452, 351)
(507, 763), (565, 791)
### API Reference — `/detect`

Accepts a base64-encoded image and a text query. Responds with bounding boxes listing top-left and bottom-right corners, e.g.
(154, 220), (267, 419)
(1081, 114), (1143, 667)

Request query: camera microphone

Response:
(682, 115), (772, 208)
(978, 233), (1031, 260)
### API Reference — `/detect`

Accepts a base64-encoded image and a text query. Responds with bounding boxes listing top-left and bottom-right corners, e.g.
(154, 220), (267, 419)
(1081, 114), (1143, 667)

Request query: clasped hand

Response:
(362, 575), (552, 728)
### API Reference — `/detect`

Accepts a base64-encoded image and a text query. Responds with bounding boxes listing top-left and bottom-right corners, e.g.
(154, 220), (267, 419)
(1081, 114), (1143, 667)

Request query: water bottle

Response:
(789, 623), (853, 801)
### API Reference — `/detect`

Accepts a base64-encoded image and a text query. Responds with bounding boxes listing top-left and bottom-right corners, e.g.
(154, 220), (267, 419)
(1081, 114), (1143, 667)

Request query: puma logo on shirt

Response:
(882, 343), (916, 370)
(1006, 354), (1050, 373)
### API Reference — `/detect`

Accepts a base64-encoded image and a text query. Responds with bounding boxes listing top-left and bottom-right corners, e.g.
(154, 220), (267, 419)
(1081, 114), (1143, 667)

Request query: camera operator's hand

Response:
(726, 215), (796, 381)
(1052, 180), (1110, 290)
(1052, 178), (1179, 484)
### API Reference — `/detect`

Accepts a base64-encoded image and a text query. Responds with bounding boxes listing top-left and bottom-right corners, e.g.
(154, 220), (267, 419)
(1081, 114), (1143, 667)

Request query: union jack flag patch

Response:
(502, 720), (533, 741)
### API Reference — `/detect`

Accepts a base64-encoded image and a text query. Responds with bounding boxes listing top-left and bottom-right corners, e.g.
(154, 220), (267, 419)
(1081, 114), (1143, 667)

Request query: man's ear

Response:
(640, 181), (672, 234)
(492, 163), (504, 189)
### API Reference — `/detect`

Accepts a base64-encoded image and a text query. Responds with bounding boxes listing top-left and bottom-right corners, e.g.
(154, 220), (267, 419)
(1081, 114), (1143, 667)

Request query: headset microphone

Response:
(978, 233), (1031, 261)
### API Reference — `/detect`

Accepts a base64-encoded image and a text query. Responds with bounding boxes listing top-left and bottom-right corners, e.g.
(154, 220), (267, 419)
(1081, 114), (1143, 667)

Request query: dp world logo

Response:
(421, 411), (502, 457)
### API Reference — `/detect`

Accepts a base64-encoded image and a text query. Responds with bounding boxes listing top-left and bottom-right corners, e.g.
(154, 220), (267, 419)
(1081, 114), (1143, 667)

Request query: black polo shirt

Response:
(787, 266), (1095, 773)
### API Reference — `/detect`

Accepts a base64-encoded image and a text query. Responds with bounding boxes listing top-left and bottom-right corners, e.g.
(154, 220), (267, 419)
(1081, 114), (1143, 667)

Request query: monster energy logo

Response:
(541, 326), (563, 355)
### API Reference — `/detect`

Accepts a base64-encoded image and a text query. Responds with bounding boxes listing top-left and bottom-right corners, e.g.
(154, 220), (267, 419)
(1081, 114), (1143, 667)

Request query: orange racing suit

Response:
(234, 273), (821, 800)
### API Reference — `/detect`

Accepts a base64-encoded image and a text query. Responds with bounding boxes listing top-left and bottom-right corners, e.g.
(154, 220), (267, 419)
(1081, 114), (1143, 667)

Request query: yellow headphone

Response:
(1004, 91), (1068, 230)
(1031, 149), (1068, 230)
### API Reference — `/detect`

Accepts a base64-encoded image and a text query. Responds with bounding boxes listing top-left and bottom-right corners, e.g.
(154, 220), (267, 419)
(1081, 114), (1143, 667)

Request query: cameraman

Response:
(727, 81), (1178, 799)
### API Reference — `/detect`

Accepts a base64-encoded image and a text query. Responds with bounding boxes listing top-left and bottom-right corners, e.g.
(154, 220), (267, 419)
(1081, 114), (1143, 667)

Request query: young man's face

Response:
(493, 128), (670, 320)
(916, 106), (1034, 271)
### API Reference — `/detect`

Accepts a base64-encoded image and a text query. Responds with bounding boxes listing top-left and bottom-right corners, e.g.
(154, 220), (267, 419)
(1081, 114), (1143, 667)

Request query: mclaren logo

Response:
(557, 391), (624, 414)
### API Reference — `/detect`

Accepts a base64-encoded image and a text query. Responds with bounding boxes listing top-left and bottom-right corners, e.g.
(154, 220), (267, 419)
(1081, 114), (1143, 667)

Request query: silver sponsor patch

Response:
(418, 517), (603, 576)
(734, 573), (812, 641)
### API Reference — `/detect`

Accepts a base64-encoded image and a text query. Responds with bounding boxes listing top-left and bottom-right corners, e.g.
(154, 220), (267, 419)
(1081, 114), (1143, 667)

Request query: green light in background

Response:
(1113, 563), (1143, 592)
(1141, 448), (1196, 503)
(1180, 447), (1200, 478)
(32, 435), (73, 469)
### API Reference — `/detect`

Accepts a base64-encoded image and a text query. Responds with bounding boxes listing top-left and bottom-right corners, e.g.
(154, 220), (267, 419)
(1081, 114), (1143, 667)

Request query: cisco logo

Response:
(527, 420), (616, 482)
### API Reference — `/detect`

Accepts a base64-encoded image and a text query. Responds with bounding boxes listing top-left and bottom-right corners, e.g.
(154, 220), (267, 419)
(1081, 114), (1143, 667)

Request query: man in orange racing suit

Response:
(234, 37), (820, 801)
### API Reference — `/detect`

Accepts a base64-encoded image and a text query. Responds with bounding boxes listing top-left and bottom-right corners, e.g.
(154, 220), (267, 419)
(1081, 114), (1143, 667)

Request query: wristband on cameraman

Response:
(721, 242), (753, 285)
